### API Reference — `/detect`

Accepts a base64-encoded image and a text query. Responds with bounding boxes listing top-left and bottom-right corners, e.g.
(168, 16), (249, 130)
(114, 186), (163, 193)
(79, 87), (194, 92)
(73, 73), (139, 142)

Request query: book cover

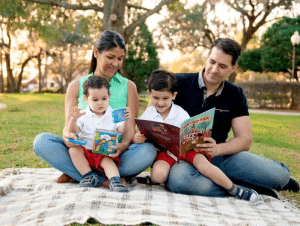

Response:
(112, 108), (128, 123)
(135, 108), (215, 161)
(92, 129), (117, 155)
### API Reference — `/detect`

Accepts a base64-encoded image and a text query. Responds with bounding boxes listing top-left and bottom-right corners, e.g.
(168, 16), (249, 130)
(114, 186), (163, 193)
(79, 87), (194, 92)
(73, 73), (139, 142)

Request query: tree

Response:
(226, 0), (296, 52)
(22, 0), (179, 43)
(260, 16), (300, 80)
(0, 0), (44, 92)
(125, 23), (159, 92)
(238, 16), (300, 80)
(238, 49), (263, 72)
(44, 16), (92, 92)
(158, 1), (234, 53)
(158, 0), (297, 82)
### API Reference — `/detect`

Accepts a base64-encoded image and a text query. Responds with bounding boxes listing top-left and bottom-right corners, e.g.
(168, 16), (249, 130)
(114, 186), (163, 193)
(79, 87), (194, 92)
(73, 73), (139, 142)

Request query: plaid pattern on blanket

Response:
(1, 168), (300, 226)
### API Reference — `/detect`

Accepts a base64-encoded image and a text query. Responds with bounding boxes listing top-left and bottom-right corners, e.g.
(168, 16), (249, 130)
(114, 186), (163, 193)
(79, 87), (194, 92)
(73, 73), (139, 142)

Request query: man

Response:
(166, 38), (299, 198)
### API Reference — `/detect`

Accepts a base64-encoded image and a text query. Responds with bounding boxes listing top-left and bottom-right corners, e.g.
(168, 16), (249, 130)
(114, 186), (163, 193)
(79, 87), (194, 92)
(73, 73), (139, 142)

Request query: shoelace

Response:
(111, 181), (126, 188)
(236, 187), (252, 200)
(80, 175), (99, 186)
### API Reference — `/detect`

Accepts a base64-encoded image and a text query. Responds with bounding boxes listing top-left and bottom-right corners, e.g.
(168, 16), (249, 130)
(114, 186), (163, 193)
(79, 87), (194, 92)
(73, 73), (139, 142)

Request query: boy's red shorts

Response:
(82, 146), (120, 172)
(182, 150), (211, 163)
(156, 152), (176, 166)
(156, 150), (211, 167)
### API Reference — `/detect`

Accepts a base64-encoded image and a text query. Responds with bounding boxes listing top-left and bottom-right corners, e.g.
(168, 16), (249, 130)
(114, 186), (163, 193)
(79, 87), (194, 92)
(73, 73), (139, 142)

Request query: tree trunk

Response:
(59, 51), (64, 93)
(0, 50), (4, 93)
(102, 0), (127, 36)
(5, 53), (16, 93)
(227, 72), (236, 83)
(38, 53), (42, 92)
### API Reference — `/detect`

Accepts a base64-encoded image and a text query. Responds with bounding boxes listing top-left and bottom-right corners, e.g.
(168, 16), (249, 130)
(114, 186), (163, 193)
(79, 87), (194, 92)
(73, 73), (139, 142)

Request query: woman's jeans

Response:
(33, 133), (157, 184)
(166, 152), (290, 197)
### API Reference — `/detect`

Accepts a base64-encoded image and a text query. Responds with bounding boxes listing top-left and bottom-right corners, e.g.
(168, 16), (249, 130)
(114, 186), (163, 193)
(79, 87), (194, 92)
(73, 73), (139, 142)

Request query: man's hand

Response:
(195, 137), (219, 158)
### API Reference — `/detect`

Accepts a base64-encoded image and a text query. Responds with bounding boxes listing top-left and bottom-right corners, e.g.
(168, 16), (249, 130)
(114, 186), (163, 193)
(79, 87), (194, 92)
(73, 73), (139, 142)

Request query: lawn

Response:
(1, 93), (300, 214)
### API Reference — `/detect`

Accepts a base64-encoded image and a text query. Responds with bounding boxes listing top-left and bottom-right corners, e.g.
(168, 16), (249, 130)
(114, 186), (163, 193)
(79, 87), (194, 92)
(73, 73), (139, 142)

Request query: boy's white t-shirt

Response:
(139, 103), (190, 127)
(76, 106), (123, 150)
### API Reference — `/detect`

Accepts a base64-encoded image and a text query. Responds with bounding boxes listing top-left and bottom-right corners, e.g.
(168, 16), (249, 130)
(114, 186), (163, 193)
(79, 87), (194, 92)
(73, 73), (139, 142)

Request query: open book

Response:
(134, 108), (215, 161)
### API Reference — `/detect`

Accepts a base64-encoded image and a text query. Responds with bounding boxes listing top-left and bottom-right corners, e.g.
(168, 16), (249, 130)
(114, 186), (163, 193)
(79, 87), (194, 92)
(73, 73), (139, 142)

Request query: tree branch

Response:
(23, 0), (104, 12)
(126, 3), (150, 11)
(124, 0), (178, 42)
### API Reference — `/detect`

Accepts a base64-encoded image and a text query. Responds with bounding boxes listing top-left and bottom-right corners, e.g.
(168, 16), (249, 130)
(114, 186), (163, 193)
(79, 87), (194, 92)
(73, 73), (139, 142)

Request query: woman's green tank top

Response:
(78, 72), (129, 110)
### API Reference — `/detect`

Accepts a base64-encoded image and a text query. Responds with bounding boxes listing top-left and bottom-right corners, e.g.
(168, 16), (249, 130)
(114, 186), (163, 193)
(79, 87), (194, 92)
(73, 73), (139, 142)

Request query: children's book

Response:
(92, 129), (117, 155)
(112, 108), (128, 123)
(134, 108), (215, 162)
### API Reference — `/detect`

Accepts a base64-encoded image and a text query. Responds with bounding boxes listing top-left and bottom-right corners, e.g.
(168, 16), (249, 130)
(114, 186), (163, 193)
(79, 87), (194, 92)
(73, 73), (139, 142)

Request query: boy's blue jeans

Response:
(33, 133), (157, 183)
(166, 152), (290, 197)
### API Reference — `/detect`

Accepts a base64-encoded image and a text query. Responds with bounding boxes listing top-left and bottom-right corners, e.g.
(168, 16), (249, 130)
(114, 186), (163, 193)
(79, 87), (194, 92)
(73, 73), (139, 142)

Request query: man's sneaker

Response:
(109, 177), (129, 193)
(79, 172), (100, 187)
(131, 176), (152, 185)
(282, 177), (300, 192)
(252, 186), (281, 199)
(233, 185), (260, 203)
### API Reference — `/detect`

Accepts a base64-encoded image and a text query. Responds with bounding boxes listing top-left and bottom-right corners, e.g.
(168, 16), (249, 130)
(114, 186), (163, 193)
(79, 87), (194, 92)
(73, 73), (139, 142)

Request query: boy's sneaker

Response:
(233, 185), (259, 203)
(79, 172), (100, 187)
(282, 177), (300, 192)
(109, 177), (129, 193)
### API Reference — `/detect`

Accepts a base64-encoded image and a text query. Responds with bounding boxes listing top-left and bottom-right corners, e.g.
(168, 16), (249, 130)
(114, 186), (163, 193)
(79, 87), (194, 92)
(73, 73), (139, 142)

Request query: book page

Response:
(134, 119), (180, 160)
(179, 108), (215, 155)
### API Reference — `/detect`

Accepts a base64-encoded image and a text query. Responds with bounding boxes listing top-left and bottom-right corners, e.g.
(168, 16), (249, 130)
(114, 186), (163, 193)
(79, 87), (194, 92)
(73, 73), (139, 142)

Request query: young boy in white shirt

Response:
(134, 70), (259, 202)
(67, 76), (130, 192)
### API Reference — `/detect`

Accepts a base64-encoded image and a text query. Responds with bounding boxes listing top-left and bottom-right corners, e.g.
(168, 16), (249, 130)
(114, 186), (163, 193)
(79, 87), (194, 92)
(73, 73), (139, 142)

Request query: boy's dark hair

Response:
(148, 69), (177, 93)
(209, 38), (241, 65)
(83, 76), (110, 96)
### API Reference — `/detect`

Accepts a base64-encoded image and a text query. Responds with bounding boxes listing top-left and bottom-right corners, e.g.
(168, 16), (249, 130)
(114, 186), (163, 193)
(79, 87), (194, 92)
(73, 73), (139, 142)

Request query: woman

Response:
(33, 30), (157, 185)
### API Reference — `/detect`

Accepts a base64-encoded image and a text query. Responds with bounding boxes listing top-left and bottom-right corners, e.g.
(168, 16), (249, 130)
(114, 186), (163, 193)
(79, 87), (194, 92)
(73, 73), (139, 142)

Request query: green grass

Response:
(1, 93), (300, 225)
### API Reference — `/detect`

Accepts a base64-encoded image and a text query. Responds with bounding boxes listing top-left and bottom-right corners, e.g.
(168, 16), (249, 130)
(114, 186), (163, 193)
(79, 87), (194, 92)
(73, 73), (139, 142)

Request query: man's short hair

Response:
(209, 38), (241, 65)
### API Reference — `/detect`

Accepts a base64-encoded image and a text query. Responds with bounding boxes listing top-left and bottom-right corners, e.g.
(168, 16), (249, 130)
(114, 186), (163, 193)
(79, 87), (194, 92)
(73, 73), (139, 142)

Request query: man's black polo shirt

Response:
(174, 72), (249, 144)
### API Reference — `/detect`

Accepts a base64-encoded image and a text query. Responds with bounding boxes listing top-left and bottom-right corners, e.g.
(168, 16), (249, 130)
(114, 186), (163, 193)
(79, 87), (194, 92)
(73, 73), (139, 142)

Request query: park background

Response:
(0, 1), (300, 225)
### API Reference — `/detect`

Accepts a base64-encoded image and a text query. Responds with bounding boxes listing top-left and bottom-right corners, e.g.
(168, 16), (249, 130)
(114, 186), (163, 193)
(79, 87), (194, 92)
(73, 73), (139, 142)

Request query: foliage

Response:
(238, 16), (300, 79)
(238, 49), (263, 72)
(260, 16), (300, 75)
(158, 1), (220, 52)
(125, 23), (159, 92)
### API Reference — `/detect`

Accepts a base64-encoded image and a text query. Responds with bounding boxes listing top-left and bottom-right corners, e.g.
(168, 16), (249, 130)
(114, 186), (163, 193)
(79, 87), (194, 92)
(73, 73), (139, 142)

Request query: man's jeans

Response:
(33, 133), (157, 184)
(166, 151), (290, 197)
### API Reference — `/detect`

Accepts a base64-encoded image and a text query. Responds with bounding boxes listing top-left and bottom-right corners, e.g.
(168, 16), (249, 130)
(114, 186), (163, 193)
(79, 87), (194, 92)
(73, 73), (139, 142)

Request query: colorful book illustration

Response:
(92, 129), (117, 155)
(135, 108), (215, 161)
(112, 108), (128, 123)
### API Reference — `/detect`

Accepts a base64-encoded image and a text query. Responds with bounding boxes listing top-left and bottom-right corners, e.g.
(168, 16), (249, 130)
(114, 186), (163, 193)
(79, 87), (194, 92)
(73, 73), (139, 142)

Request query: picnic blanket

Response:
(1, 168), (300, 226)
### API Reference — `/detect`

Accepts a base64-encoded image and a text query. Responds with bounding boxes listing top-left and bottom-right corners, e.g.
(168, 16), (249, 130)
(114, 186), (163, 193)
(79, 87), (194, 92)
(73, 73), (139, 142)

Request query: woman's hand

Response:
(109, 142), (128, 158)
(124, 107), (131, 119)
(63, 129), (78, 147)
(133, 132), (146, 144)
(194, 137), (219, 158)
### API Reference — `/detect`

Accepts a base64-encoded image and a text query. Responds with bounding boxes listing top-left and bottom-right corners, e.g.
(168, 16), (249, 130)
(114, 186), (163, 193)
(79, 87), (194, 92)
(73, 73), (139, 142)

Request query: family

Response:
(33, 30), (299, 202)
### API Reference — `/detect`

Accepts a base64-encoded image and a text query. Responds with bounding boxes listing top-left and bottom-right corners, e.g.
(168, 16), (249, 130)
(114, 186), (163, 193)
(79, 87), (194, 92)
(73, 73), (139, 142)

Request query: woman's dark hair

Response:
(148, 69), (177, 93)
(89, 30), (126, 74)
(83, 76), (110, 96)
(209, 38), (241, 65)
